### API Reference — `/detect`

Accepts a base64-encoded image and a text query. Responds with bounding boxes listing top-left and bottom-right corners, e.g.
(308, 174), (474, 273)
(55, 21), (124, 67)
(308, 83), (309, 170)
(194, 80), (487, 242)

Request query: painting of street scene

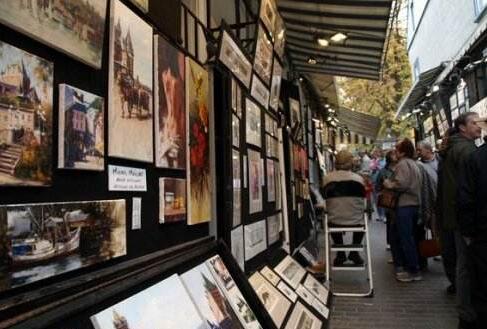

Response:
(0, 199), (126, 292)
(0, 0), (107, 69)
(59, 84), (104, 171)
(109, 0), (153, 163)
(154, 35), (186, 169)
(0, 40), (53, 186)
(159, 178), (186, 224)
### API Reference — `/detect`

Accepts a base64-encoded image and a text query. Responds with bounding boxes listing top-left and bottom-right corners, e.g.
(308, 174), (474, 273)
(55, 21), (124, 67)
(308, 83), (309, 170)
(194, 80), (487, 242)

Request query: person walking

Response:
(384, 138), (422, 282)
(438, 112), (482, 329)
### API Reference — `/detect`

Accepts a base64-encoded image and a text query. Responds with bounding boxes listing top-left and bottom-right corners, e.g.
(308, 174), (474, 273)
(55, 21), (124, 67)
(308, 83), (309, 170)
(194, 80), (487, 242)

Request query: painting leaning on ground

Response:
(0, 199), (126, 292)
(0, 0), (107, 69)
(0, 40), (53, 186)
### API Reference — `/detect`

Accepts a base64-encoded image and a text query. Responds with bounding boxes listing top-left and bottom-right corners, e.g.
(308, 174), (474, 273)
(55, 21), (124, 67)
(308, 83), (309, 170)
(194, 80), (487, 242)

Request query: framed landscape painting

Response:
(108, 0), (153, 163)
(0, 0), (107, 69)
(186, 57), (211, 225)
(0, 41), (53, 186)
(154, 35), (186, 169)
(0, 199), (126, 292)
(59, 84), (104, 171)
(159, 178), (186, 224)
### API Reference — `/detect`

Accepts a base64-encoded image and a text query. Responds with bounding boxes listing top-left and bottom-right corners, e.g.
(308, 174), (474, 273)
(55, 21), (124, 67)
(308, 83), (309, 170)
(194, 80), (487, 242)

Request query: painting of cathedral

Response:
(0, 40), (53, 186)
(0, 0), (107, 69)
(59, 84), (104, 171)
(108, 0), (153, 163)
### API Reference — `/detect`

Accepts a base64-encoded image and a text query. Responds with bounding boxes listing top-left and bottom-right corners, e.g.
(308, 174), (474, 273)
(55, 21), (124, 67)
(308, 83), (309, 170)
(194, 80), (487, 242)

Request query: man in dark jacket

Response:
(458, 117), (487, 329)
(438, 112), (481, 329)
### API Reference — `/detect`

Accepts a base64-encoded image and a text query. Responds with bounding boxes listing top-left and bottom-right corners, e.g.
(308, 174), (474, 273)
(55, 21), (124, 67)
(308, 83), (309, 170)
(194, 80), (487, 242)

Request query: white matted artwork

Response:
(253, 25), (273, 85)
(269, 59), (282, 112)
(274, 15), (286, 60)
(289, 98), (301, 128)
(296, 284), (314, 305)
(259, 0), (277, 36)
(303, 273), (329, 305)
(244, 220), (267, 261)
(284, 302), (322, 329)
(233, 114), (240, 148)
(274, 255), (306, 289)
(219, 31), (252, 88)
(277, 281), (298, 303)
(245, 98), (262, 147)
(249, 271), (291, 328)
(261, 266), (280, 286)
(251, 75), (270, 109)
(233, 150), (242, 227)
(266, 159), (276, 202)
(267, 214), (280, 245)
(108, 0), (153, 162)
(231, 226), (245, 271)
(248, 149), (263, 214)
(312, 299), (330, 320)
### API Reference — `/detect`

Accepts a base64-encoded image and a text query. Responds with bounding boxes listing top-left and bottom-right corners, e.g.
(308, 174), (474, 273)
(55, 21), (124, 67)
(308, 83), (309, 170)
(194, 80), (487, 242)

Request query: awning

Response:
(394, 64), (445, 119)
(337, 107), (381, 140)
(278, 0), (395, 81)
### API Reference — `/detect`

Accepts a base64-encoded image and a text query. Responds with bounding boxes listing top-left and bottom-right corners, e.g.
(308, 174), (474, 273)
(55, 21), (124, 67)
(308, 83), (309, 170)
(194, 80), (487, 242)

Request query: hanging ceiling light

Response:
(330, 32), (347, 43)
(316, 36), (329, 47)
(307, 56), (317, 65)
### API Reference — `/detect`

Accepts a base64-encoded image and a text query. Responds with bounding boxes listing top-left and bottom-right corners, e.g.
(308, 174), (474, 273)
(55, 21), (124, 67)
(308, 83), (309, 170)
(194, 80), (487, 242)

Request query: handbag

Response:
(377, 189), (399, 209)
(419, 230), (441, 258)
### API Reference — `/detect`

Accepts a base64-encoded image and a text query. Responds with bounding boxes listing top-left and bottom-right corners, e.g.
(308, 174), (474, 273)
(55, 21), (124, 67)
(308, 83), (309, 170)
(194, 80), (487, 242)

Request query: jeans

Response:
(440, 229), (456, 286)
(455, 231), (476, 323)
(391, 206), (420, 274)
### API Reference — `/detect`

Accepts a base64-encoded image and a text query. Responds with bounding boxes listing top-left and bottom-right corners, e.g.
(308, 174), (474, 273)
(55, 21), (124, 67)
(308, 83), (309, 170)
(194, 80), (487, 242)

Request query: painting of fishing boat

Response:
(0, 199), (126, 292)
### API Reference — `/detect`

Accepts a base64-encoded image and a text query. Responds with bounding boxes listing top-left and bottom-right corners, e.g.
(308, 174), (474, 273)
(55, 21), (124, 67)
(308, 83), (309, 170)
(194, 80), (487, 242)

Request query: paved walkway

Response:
(328, 219), (457, 329)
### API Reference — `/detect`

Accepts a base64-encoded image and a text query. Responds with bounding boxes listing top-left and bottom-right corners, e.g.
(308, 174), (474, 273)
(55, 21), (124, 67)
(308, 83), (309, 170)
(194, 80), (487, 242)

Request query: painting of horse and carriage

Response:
(0, 199), (126, 292)
(108, 0), (153, 163)
(0, 0), (107, 69)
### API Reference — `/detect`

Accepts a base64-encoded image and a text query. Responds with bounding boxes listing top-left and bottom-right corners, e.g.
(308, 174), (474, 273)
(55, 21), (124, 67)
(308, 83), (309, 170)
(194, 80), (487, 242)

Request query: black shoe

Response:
(333, 255), (346, 266)
(348, 252), (364, 265)
(458, 318), (476, 329)
(447, 284), (456, 295)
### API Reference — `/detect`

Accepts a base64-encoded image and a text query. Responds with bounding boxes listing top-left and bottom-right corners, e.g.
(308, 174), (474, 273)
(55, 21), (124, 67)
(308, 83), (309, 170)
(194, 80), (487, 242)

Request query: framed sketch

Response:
(154, 35), (186, 169)
(253, 25), (273, 85)
(274, 255), (306, 289)
(0, 0), (107, 69)
(289, 98), (301, 128)
(244, 220), (267, 260)
(109, 0), (153, 162)
(128, 0), (148, 12)
(266, 159), (276, 202)
(231, 226), (245, 271)
(312, 299), (330, 320)
(296, 284), (315, 306)
(259, 0), (277, 36)
(219, 31), (252, 88)
(246, 98), (262, 148)
(59, 85), (104, 171)
(277, 281), (298, 303)
(269, 59), (282, 112)
(274, 15), (286, 60)
(275, 162), (282, 210)
(186, 58), (212, 225)
(0, 41), (53, 186)
(1, 200), (126, 293)
(284, 302), (322, 329)
(261, 266), (280, 286)
(232, 114), (240, 148)
(233, 150), (242, 227)
(249, 271), (291, 328)
(267, 214), (280, 244)
(248, 149), (263, 214)
(251, 74), (270, 109)
(159, 178), (186, 223)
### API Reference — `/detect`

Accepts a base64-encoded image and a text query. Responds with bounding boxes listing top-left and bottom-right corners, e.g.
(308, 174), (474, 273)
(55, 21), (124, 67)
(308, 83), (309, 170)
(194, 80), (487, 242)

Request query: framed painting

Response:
(303, 273), (329, 305)
(248, 149), (263, 214)
(274, 255), (306, 289)
(232, 114), (240, 148)
(251, 75), (270, 109)
(245, 98), (262, 148)
(159, 178), (186, 223)
(267, 214), (280, 245)
(253, 24), (273, 85)
(277, 281), (297, 303)
(0, 1), (107, 69)
(266, 159), (276, 202)
(284, 302), (322, 329)
(289, 98), (301, 129)
(219, 30), (252, 88)
(244, 220), (267, 260)
(233, 150), (241, 227)
(274, 15), (286, 60)
(108, 0), (153, 162)
(186, 57), (212, 225)
(269, 59), (282, 112)
(128, 0), (149, 12)
(260, 266), (280, 286)
(0, 41), (53, 186)
(231, 226), (245, 271)
(154, 35), (186, 169)
(259, 0), (277, 37)
(0, 199), (126, 292)
(59, 84), (104, 171)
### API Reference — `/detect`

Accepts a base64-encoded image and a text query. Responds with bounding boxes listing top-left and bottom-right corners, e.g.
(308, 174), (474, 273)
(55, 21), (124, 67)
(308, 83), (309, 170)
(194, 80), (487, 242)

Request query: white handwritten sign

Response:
(108, 165), (147, 191)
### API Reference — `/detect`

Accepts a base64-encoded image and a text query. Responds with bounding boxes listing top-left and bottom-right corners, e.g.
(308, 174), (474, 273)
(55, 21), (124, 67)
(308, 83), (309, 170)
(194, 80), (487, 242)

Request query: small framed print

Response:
(296, 284), (314, 306)
(289, 98), (300, 128)
(277, 281), (298, 303)
(269, 59), (282, 112)
(246, 98), (262, 148)
(284, 302), (322, 329)
(259, 0), (277, 36)
(251, 75), (270, 109)
(274, 255), (306, 289)
(232, 114), (240, 148)
(248, 149), (263, 214)
(261, 266), (280, 286)
(253, 24), (273, 85)
(274, 15), (286, 60)
(303, 273), (329, 305)
(219, 30), (252, 88)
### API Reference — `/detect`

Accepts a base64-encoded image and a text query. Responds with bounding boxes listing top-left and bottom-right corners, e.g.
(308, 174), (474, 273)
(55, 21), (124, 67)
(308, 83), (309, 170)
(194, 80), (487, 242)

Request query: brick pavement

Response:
(327, 220), (458, 329)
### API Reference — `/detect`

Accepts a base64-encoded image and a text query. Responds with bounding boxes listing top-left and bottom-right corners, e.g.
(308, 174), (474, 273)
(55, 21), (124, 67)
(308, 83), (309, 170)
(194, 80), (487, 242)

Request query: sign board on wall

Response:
(108, 165), (147, 191)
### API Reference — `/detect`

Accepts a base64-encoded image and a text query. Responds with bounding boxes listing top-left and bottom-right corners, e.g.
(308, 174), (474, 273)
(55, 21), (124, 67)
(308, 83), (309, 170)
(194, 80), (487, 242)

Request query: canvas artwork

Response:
(303, 274), (329, 306)
(219, 31), (252, 88)
(232, 114), (240, 148)
(248, 149), (263, 214)
(159, 178), (186, 224)
(244, 220), (267, 261)
(249, 271), (291, 329)
(245, 98), (262, 148)
(128, 0), (149, 12)
(274, 255), (306, 289)
(260, 266), (280, 286)
(233, 150), (242, 227)
(289, 98), (301, 129)
(266, 159), (276, 202)
(154, 35), (186, 169)
(267, 214), (280, 245)
(0, 41), (53, 186)
(251, 75), (270, 109)
(0, 199), (126, 292)
(231, 226), (245, 271)
(0, 0), (107, 69)
(269, 59), (282, 112)
(277, 281), (297, 303)
(259, 0), (277, 37)
(91, 274), (207, 329)
(58, 84), (104, 171)
(274, 15), (286, 60)
(253, 25), (273, 85)
(186, 58), (211, 225)
(109, 0), (153, 162)
(284, 302), (322, 329)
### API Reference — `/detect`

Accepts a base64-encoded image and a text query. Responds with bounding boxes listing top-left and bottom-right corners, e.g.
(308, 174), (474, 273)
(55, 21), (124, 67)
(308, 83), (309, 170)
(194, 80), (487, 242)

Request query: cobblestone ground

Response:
(326, 220), (458, 329)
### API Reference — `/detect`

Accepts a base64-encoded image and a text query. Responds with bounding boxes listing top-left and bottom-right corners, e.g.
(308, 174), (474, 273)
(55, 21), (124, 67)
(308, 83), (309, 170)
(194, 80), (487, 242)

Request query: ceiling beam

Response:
(291, 60), (380, 73)
(282, 16), (387, 32)
(291, 54), (379, 69)
(278, 6), (390, 21)
(295, 67), (378, 80)
(294, 63), (379, 76)
(286, 34), (384, 52)
(287, 43), (382, 61)
(282, 0), (392, 7)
